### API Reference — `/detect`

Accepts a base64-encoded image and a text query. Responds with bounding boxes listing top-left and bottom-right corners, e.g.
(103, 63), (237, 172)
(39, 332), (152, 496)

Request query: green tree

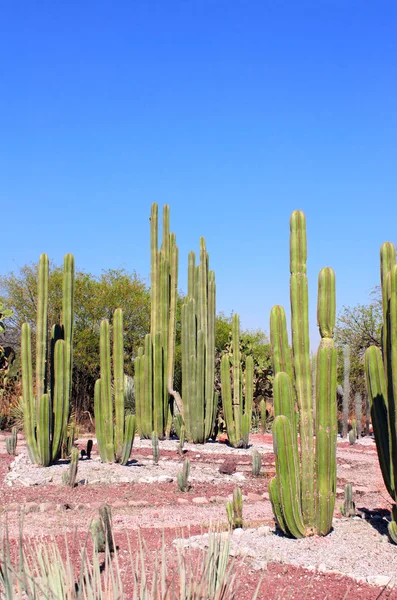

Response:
(0, 262), (150, 417)
(334, 287), (382, 397)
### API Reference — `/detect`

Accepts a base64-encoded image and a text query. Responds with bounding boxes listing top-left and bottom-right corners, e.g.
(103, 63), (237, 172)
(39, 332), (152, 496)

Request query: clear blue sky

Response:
(2, 1), (397, 346)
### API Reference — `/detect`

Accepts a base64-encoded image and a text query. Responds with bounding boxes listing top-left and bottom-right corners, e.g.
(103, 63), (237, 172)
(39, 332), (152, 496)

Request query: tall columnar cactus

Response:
(180, 238), (217, 443)
(94, 309), (136, 464)
(135, 204), (178, 439)
(269, 211), (337, 537)
(365, 241), (397, 543)
(355, 392), (362, 439)
(342, 345), (350, 439)
(221, 314), (253, 448)
(22, 253), (74, 466)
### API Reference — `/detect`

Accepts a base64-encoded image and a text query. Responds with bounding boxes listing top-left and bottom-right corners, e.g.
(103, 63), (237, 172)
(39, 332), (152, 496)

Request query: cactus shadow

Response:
(357, 508), (391, 537)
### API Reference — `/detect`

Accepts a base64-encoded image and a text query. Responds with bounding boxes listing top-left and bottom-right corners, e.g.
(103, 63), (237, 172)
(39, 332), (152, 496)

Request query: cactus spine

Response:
(181, 239), (217, 443)
(94, 309), (136, 464)
(365, 241), (397, 543)
(135, 204), (178, 439)
(342, 345), (350, 439)
(269, 211), (337, 537)
(22, 254), (74, 466)
(221, 314), (253, 448)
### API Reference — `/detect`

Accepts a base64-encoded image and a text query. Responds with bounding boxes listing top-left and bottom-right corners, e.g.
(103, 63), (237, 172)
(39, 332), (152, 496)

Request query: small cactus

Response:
(152, 431), (159, 465)
(260, 399), (267, 433)
(178, 425), (185, 456)
(251, 448), (262, 476)
(340, 484), (356, 517)
(62, 447), (79, 487)
(86, 439), (93, 459)
(91, 504), (114, 553)
(177, 458), (190, 492)
(6, 427), (17, 456)
(226, 487), (243, 529)
(349, 420), (357, 445)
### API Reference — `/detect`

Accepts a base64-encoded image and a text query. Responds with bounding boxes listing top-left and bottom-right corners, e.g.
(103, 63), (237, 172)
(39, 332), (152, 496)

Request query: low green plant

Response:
(177, 458), (191, 492)
(62, 447), (79, 487)
(6, 427), (17, 456)
(226, 487), (243, 529)
(340, 484), (356, 517)
(251, 449), (262, 476)
(152, 431), (159, 465)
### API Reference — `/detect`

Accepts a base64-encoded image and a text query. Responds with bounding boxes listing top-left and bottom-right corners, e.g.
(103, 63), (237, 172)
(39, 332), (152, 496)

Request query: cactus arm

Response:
(245, 355), (254, 423)
(289, 210), (314, 529)
(141, 333), (153, 439)
(221, 354), (237, 447)
(315, 338), (337, 535)
(51, 339), (65, 462)
(196, 330), (205, 443)
(153, 331), (163, 437)
(342, 345), (350, 439)
(273, 372), (298, 451)
(94, 379), (104, 460)
(268, 477), (288, 535)
(231, 314), (242, 440)
(113, 308), (125, 460)
(21, 323), (38, 463)
(270, 306), (293, 382)
(204, 270), (216, 440)
(120, 414), (136, 466)
(134, 353), (142, 435)
(99, 320), (114, 462)
(150, 203), (159, 337)
(36, 254), (49, 403)
(62, 254), (74, 441)
(365, 346), (393, 496)
(167, 238), (183, 417)
(272, 415), (306, 538)
(37, 394), (51, 467)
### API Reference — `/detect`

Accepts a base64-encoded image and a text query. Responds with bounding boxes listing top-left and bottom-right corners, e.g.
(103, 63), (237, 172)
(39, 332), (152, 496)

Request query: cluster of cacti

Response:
(179, 238), (217, 443)
(177, 458), (191, 492)
(365, 242), (397, 544)
(251, 448), (262, 476)
(342, 345), (350, 439)
(91, 504), (114, 553)
(62, 447), (79, 487)
(6, 427), (17, 456)
(340, 484), (356, 517)
(226, 487), (243, 529)
(94, 309), (137, 464)
(152, 431), (159, 464)
(135, 204), (178, 440)
(269, 211), (337, 538)
(221, 314), (253, 448)
(22, 254), (74, 466)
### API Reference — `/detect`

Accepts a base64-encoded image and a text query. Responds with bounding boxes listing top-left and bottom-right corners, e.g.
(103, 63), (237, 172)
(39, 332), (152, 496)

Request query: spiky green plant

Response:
(340, 484), (356, 517)
(221, 314), (253, 449)
(269, 211), (337, 538)
(226, 487), (243, 529)
(364, 241), (397, 544)
(22, 253), (74, 466)
(62, 446), (79, 487)
(178, 238), (217, 443)
(6, 427), (17, 456)
(135, 204), (178, 440)
(251, 449), (262, 476)
(94, 309), (137, 464)
(152, 431), (159, 464)
(177, 458), (191, 492)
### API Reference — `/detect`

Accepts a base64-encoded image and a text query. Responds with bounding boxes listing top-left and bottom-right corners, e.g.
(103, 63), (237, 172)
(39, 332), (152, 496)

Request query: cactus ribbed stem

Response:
(113, 308), (125, 460)
(342, 345), (350, 439)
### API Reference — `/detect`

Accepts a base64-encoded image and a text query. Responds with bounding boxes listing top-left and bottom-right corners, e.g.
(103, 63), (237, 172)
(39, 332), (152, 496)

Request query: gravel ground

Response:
(177, 516), (397, 587)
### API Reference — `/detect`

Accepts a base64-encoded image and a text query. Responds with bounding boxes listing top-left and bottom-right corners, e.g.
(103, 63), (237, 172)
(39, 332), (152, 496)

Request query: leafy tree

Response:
(0, 262), (150, 417)
(334, 287), (382, 397)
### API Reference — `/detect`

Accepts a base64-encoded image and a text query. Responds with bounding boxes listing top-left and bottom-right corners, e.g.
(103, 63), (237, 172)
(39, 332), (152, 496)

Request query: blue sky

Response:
(1, 1), (397, 346)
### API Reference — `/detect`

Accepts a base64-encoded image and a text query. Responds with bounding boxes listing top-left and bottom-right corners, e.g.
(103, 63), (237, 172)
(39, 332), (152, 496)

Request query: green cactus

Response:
(135, 204), (179, 440)
(349, 419), (357, 445)
(342, 345), (350, 439)
(62, 446), (79, 487)
(355, 393), (362, 439)
(221, 315), (253, 448)
(179, 239), (217, 443)
(178, 424), (185, 456)
(226, 487), (243, 529)
(269, 211), (337, 538)
(251, 448), (262, 476)
(6, 427), (17, 456)
(152, 431), (159, 464)
(364, 241), (397, 544)
(259, 399), (267, 433)
(94, 309), (137, 465)
(21, 254), (74, 466)
(91, 504), (114, 553)
(177, 458), (191, 492)
(340, 484), (356, 517)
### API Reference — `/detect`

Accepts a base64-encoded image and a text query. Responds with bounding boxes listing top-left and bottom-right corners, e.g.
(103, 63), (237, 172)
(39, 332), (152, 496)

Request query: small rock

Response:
(5, 503), (20, 513)
(262, 492), (270, 500)
(39, 502), (56, 513)
(247, 492), (262, 502)
(367, 575), (391, 586)
(318, 563), (327, 572)
(74, 503), (86, 511)
(257, 526), (272, 536)
(128, 500), (149, 507)
(24, 502), (39, 514)
(232, 472), (245, 481)
(192, 497), (209, 504)
(111, 500), (126, 509)
(177, 498), (189, 504)
(157, 475), (173, 484)
(219, 458), (237, 475)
